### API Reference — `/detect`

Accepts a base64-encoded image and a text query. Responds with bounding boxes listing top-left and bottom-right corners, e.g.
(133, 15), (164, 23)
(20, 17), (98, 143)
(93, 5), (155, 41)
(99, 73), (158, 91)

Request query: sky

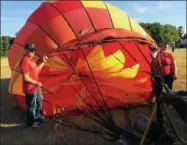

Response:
(1, 1), (186, 36)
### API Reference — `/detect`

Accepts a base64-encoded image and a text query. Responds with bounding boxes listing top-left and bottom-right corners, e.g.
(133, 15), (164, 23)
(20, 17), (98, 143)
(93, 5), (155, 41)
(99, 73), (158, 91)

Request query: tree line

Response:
(1, 36), (15, 56)
(139, 23), (185, 45)
(0, 23), (186, 56)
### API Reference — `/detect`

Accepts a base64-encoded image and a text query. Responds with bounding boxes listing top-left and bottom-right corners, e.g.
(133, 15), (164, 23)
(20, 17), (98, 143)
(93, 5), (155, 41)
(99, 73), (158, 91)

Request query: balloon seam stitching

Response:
(80, 1), (97, 32)
(118, 41), (137, 62)
(48, 3), (78, 39)
(128, 16), (133, 31)
(27, 21), (59, 47)
(103, 2), (115, 29)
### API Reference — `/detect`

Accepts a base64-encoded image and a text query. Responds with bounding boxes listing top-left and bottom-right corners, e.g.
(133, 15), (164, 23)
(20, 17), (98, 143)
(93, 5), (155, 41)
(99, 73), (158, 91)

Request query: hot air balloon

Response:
(8, 0), (157, 117)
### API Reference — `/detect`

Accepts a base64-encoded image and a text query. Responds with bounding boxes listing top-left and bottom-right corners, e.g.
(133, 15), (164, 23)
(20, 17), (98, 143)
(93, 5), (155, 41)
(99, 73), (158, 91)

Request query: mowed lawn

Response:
(0, 49), (187, 145)
(172, 49), (187, 91)
(1, 57), (11, 79)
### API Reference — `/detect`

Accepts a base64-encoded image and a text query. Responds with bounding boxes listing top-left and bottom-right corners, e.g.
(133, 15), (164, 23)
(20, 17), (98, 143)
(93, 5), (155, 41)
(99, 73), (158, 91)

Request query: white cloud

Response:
(1, 8), (34, 18)
(132, 1), (186, 14)
(156, 1), (169, 10)
(18, 8), (34, 14)
(136, 7), (148, 13)
(134, 17), (141, 22)
(133, 3), (152, 13)
(156, 1), (186, 11)
(1, 21), (25, 36)
(1, 16), (24, 22)
(1, 8), (33, 23)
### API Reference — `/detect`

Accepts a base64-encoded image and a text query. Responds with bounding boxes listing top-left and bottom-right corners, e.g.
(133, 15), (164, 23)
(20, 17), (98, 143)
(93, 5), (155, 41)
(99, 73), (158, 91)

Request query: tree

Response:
(140, 22), (164, 44)
(0, 38), (3, 56)
(178, 26), (185, 38)
(9, 37), (15, 45)
(140, 22), (180, 45)
(1, 36), (10, 56)
(0, 36), (15, 56)
(182, 33), (187, 39)
(162, 24), (179, 44)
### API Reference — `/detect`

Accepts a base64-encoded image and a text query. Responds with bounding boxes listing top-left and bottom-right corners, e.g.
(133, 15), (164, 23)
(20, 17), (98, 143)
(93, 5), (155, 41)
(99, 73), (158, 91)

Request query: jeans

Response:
(25, 89), (44, 124)
(163, 74), (174, 90)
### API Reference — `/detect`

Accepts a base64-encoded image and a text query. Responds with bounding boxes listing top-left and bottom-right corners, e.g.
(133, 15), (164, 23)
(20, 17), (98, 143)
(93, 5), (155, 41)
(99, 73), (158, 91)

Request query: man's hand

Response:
(42, 55), (48, 63)
(37, 82), (42, 87)
(173, 75), (177, 80)
(37, 55), (48, 73)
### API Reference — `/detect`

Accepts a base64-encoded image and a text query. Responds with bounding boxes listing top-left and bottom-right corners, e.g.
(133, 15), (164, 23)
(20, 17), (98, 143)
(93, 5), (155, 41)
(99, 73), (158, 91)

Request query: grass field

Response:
(0, 49), (187, 145)
(171, 49), (187, 91)
(1, 57), (11, 79)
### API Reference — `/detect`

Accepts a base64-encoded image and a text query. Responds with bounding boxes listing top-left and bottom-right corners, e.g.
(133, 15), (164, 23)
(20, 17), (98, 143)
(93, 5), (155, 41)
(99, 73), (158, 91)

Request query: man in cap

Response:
(19, 43), (48, 128)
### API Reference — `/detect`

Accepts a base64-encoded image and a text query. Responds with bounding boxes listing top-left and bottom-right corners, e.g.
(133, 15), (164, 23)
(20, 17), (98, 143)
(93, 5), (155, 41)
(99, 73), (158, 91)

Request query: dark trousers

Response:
(25, 89), (44, 124)
(163, 74), (174, 90)
(154, 74), (174, 98)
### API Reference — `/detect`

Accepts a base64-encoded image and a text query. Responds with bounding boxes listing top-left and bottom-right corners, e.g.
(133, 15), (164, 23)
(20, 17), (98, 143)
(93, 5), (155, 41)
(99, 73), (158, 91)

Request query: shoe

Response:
(40, 118), (48, 123)
(31, 122), (39, 128)
(36, 116), (48, 123)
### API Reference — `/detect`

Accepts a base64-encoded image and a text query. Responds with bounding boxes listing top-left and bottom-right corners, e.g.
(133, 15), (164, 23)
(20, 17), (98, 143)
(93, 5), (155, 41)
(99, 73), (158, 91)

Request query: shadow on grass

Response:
(1, 79), (26, 126)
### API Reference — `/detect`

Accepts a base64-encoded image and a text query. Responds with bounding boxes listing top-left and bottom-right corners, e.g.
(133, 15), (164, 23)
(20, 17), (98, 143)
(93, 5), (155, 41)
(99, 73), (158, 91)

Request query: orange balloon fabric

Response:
(8, 0), (157, 116)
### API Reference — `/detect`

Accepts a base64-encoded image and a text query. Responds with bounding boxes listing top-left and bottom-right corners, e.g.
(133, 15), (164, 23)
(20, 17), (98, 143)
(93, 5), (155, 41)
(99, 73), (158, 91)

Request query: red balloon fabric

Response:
(8, 0), (157, 116)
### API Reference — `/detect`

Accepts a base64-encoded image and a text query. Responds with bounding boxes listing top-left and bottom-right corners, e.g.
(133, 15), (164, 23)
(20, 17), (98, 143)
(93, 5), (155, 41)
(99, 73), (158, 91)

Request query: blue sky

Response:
(1, 1), (186, 36)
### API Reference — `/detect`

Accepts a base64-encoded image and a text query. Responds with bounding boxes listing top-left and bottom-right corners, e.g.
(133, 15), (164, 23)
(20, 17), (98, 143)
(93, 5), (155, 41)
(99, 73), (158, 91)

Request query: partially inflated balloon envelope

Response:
(8, 0), (157, 116)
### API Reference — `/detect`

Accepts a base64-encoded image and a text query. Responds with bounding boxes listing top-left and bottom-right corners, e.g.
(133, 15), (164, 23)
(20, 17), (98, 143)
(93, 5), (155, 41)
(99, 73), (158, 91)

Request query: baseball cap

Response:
(24, 43), (36, 51)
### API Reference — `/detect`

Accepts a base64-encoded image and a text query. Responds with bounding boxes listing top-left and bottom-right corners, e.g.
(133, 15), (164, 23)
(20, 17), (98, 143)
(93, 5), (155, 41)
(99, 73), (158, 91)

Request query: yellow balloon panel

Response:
(9, 71), (24, 96)
(109, 64), (139, 78)
(46, 56), (69, 71)
(81, 1), (106, 9)
(106, 3), (131, 31)
(129, 17), (147, 37)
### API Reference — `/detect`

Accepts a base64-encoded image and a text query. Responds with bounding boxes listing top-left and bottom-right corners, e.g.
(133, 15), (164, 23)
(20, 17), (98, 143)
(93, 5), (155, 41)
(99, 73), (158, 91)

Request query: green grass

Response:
(171, 49), (186, 91)
(1, 57), (11, 79)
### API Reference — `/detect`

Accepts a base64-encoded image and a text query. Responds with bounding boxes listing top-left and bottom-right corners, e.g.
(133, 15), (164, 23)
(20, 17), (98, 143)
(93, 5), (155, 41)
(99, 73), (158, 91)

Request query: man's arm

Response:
(23, 74), (42, 87)
(37, 62), (45, 73)
(171, 54), (177, 80)
(173, 59), (177, 80)
(37, 55), (48, 73)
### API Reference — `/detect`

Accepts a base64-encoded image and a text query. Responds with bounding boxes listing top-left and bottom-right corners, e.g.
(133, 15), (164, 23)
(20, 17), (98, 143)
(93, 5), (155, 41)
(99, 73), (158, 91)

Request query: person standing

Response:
(19, 43), (48, 128)
(152, 43), (177, 91)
